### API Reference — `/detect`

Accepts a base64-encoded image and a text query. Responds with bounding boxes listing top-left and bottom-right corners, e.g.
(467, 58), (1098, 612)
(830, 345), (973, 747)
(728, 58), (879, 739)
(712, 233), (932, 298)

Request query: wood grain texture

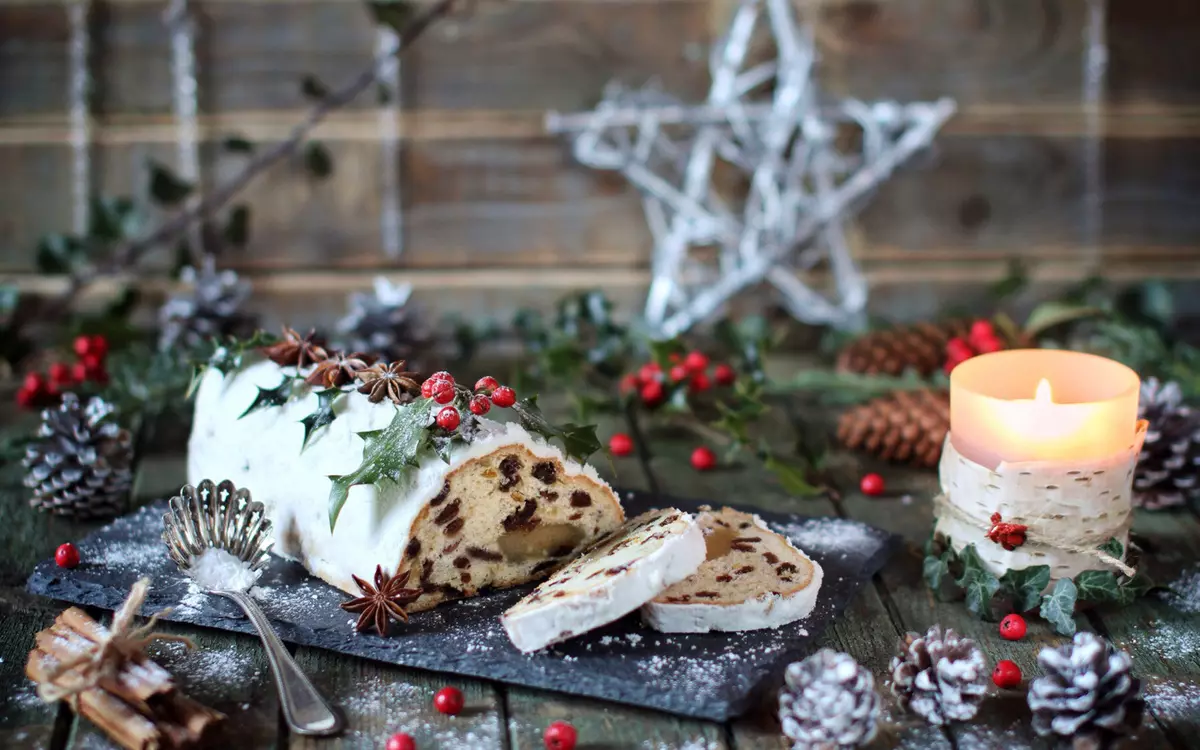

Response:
(1107, 0), (1200, 107)
(0, 595), (68, 750)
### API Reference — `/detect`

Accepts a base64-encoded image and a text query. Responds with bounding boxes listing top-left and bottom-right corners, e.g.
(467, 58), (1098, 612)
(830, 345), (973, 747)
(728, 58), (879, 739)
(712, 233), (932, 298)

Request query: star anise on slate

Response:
(340, 564), (422, 635)
(261, 327), (328, 369)
(305, 351), (376, 388)
(357, 360), (422, 405)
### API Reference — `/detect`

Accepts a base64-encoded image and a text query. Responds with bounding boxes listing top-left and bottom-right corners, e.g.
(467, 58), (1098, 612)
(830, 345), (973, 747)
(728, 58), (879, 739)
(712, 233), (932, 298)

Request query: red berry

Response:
(640, 380), (665, 406)
(689, 373), (711, 393)
(429, 371), (454, 386)
(386, 733), (416, 750)
(432, 380), (456, 405)
(48, 362), (73, 386)
(88, 334), (109, 359)
(999, 613), (1027, 640)
(946, 337), (974, 359)
(690, 446), (716, 471)
(80, 352), (105, 371)
(474, 376), (499, 394)
(469, 395), (491, 416)
(992, 659), (1022, 689)
(72, 362), (90, 384)
(72, 335), (93, 358)
(436, 406), (461, 431)
(55, 543), (80, 569)
(974, 336), (1004, 354)
(714, 363), (736, 386)
(668, 364), (690, 383)
(683, 350), (709, 374)
(969, 319), (995, 343)
(433, 686), (464, 716)
(543, 721), (577, 750)
(86, 365), (109, 386)
(16, 385), (38, 409)
(860, 472), (885, 497)
(637, 362), (662, 383)
(609, 433), (634, 457)
(619, 374), (640, 394)
(490, 386), (516, 409)
(23, 372), (45, 392)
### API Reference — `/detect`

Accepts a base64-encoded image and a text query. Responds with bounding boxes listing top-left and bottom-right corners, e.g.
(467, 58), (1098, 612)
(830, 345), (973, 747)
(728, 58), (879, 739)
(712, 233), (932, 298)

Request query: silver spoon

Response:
(162, 479), (342, 736)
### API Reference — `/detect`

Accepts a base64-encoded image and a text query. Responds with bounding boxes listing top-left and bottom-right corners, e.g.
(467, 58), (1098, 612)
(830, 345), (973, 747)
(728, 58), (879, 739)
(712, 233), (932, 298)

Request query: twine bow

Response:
(37, 578), (194, 705)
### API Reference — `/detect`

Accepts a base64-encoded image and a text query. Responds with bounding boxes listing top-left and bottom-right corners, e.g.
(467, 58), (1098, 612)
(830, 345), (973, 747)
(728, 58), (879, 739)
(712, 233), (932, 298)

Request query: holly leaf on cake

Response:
(1000, 565), (1050, 613)
(300, 389), (343, 451)
(955, 544), (1001, 620)
(511, 396), (601, 462)
(240, 377), (295, 419)
(328, 399), (436, 529)
(187, 330), (280, 397)
(1040, 578), (1079, 636)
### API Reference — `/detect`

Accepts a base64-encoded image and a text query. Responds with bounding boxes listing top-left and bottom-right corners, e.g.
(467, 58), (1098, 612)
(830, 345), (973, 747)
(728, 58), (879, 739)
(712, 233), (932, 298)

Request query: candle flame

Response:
(1035, 378), (1053, 404)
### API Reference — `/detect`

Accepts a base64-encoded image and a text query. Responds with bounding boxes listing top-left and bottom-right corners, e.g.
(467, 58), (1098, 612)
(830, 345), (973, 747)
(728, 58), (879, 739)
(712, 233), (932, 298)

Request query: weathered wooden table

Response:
(2, 386), (1198, 749)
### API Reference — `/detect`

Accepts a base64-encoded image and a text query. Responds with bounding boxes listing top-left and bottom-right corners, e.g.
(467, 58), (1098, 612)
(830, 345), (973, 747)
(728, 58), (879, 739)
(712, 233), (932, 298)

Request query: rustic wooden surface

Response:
(1, 360), (1198, 749)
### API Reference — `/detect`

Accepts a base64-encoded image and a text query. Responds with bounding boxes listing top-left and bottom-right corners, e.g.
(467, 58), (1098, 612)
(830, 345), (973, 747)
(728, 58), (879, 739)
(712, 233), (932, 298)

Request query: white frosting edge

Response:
(501, 517), (706, 653)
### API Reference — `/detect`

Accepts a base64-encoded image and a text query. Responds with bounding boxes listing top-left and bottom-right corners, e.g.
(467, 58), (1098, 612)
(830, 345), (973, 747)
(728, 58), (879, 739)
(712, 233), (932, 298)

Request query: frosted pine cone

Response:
(1029, 632), (1142, 750)
(1134, 378), (1200, 510)
(779, 649), (879, 749)
(158, 256), (254, 351)
(890, 625), (986, 725)
(335, 277), (434, 369)
(23, 393), (134, 518)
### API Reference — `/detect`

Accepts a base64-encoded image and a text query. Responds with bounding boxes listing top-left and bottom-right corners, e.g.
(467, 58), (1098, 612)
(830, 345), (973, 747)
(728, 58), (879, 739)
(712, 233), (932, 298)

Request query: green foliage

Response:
(1073, 569), (1121, 604)
(102, 343), (197, 419)
(304, 143), (334, 179)
(512, 396), (601, 463)
(1022, 301), (1106, 339)
(223, 135), (255, 154)
(1039, 578), (1079, 636)
(1098, 537), (1124, 559)
(300, 389), (343, 450)
(367, 0), (418, 32)
(988, 258), (1029, 304)
(239, 377), (295, 419)
(955, 545), (1001, 620)
(187, 330), (280, 396)
(923, 552), (951, 592)
(148, 161), (194, 205)
(761, 451), (821, 497)
(300, 74), (329, 100)
(1000, 565), (1050, 613)
(780, 368), (941, 406)
(224, 205), (251, 248)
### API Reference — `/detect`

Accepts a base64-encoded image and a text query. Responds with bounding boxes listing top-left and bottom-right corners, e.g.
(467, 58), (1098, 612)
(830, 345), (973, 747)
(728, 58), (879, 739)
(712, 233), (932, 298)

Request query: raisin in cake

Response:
(502, 508), (705, 653)
(640, 507), (823, 633)
(189, 360), (624, 611)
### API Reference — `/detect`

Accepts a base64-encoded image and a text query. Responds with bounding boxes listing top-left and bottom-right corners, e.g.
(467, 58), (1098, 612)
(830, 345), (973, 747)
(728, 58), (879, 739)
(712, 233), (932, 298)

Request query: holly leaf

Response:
(328, 400), (436, 529)
(367, 0), (418, 33)
(512, 396), (601, 462)
(1000, 565), (1050, 613)
(762, 453), (821, 497)
(1040, 578), (1079, 635)
(301, 74), (329, 100)
(304, 142), (334, 179)
(1075, 569), (1121, 603)
(36, 234), (86, 273)
(223, 135), (255, 153)
(924, 552), (951, 591)
(89, 196), (138, 242)
(148, 161), (194, 205)
(300, 389), (342, 451)
(1098, 537), (1124, 559)
(955, 544), (1001, 620)
(1023, 301), (1106, 339)
(198, 330), (279, 375)
(240, 377), (294, 419)
(224, 205), (251, 248)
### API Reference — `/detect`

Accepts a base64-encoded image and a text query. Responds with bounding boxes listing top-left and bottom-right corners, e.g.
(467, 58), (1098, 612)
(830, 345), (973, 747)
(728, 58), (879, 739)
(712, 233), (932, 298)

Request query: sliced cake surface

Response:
(641, 506), (823, 633)
(501, 508), (705, 653)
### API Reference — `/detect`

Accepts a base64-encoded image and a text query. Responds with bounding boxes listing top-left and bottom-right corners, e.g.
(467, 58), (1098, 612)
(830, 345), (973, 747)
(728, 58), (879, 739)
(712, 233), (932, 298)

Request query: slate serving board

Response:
(27, 489), (897, 721)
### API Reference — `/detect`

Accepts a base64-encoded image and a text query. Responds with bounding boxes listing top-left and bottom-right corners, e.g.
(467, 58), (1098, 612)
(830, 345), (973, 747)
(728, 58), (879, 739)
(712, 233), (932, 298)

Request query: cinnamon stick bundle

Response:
(26, 604), (224, 750)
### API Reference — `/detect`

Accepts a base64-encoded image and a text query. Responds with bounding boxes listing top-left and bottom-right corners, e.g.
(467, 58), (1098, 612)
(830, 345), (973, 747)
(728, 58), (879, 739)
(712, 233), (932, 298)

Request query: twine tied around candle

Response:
(37, 577), (194, 706)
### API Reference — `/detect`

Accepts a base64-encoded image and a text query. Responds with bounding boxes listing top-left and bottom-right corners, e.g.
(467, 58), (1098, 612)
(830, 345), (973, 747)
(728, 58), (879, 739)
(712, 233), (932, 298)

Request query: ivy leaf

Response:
(304, 142), (334, 179)
(1000, 565), (1050, 613)
(1040, 578), (1079, 636)
(148, 161), (194, 205)
(512, 396), (601, 462)
(1098, 537), (1124, 559)
(1075, 569), (1121, 603)
(367, 0), (418, 33)
(1116, 572), (1155, 606)
(240, 377), (294, 419)
(923, 552), (951, 592)
(300, 389), (342, 450)
(1023, 301), (1106, 339)
(223, 135), (255, 153)
(955, 544), (1001, 620)
(762, 453), (821, 497)
(301, 74), (329, 100)
(224, 205), (251, 248)
(328, 400), (436, 529)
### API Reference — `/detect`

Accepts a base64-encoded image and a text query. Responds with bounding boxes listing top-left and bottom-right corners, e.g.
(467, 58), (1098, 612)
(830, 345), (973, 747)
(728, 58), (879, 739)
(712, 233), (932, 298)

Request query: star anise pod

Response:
(340, 564), (422, 635)
(305, 351), (376, 388)
(357, 360), (422, 405)
(261, 327), (328, 369)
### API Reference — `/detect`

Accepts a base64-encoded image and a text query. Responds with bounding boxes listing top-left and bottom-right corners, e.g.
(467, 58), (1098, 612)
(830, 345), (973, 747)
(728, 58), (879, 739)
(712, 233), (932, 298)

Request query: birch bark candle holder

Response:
(934, 350), (1146, 581)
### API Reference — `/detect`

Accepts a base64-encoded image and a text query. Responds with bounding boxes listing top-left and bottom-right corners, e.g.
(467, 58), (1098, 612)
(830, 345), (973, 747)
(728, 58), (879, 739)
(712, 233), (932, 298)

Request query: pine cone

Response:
(1134, 378), (1200, 510)
(836, 321), (970, 377)
(335, 277), (436, 370)
(1029, 632), (1143, 750)
(158, 256), (255, 352)
(779, 649), (880, 749)
(890, 625), (986, 725)
(23, 393), (134, 518)
(837, 389), (949, 468)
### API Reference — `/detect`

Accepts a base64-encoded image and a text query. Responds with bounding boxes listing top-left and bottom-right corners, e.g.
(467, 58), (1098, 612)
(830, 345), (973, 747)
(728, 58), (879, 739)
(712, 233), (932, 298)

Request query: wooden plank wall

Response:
(0, 0), (1197, 328)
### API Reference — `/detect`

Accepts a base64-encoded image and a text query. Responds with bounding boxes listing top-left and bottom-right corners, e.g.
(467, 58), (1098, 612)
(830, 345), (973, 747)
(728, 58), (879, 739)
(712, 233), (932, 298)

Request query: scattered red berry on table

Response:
(859, 472), (885, 497)
(714, 363), (736, 386)
(668, 364), (689, 383)
(543, 721), (577, 750)
(640, 380), (664, 406)
(684, 350), (709, 374)
(689, 372), (711, 393)
(436, 406), (461, 431)
(433, 686), (464, 716)
(691, 446), (716, 471)
(474, 375), (499, 394)
(48, 362), (73, 386)
(490, 385), (516, 408)
(609, 433), (634, 457)
(55, 543), (80, 569)
(385, 732), (417, 750)
(999, 613), (1027, 640)
(992, 659), (1022, 689)
(468, 394), (491, 416)
(432, 380), (456, 405)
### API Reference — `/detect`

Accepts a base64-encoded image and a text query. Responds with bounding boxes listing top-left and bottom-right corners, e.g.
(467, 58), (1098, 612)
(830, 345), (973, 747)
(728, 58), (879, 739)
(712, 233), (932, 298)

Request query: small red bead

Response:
(640, 380), (665, 406)
(638, 362), (662, 383)
(619, 374), (640, 394)
(690, 446), (716, 471)
(55, 543), (80, 569)
(609, 433), (634, 457)
(432, 381), (456, 405)
(668, 364), (690, 383)
(860, 472), (885, 497)
(490, 386), (516, 409)
(689, 373), (711, 393)
(88, 334), (109, 359)
(433, 686), (464, 716)
(474, 376), (500, 394)
(683, 350), (709, 374)
(385, 733), (416, 750)
(999, 613), (1027, 640)
(992, 659), (1022, 689)
(436, 406), (461, 431)
(713, 363), (736, 386)
(468, 395), (491, 416)
(23, 372), (45, 392)
(72, 335), (93, 358)
(543, 721), (578, 750)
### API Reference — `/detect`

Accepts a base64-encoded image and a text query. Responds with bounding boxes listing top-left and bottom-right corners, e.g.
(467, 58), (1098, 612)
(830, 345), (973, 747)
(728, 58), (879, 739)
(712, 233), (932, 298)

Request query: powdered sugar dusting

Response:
(1124, 619), (1200, 660)
(188, 547), (259, 592)
(339, 673), (501, 749)
(1145, 678), (1200, 721)
(771, 517), (878, 559)
(1163, 565), (1200, 613)
(641, 740), (720, 750)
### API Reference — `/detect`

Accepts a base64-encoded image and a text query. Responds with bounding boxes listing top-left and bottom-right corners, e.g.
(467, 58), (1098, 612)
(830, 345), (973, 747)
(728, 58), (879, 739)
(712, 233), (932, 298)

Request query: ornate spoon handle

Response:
(216, 589), (342, 736)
